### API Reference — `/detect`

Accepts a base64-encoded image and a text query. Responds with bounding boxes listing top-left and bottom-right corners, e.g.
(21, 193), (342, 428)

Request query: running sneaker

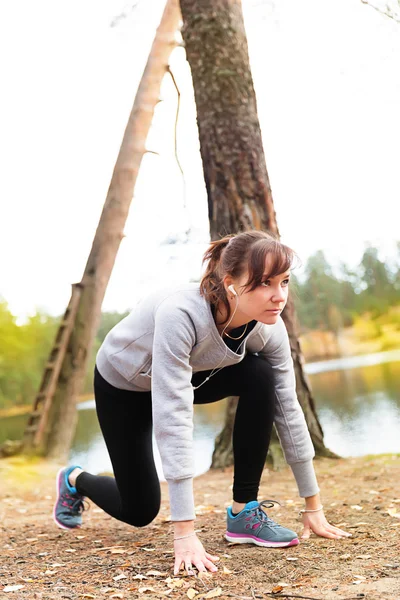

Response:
(225, 500), (299, 547)
(53, 466), (86, 530)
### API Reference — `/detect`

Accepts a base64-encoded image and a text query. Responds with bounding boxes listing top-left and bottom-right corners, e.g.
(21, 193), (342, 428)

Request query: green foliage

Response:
(0, 304), (129, 409)
(0, 300), (59, 409)
(294, 243), (400, 332)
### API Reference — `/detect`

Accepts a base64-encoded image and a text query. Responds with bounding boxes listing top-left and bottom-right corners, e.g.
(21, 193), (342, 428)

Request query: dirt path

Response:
(1, 455), (399, 599)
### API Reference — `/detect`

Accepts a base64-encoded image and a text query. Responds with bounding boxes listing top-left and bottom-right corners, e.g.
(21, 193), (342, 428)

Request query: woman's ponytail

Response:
(200, 235), (234, 317)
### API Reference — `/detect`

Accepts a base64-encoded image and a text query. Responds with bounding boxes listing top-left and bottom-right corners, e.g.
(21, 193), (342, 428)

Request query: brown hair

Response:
(200, 230), (296, 325)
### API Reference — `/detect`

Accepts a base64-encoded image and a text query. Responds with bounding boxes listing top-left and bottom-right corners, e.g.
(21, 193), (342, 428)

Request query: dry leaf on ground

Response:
(166, 577), (185, 589)
(197, 587), (222, 599)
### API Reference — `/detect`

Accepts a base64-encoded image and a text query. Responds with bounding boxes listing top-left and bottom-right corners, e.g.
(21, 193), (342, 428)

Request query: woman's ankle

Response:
(68, 467), (84, 488)
(232, 501), (246, 514)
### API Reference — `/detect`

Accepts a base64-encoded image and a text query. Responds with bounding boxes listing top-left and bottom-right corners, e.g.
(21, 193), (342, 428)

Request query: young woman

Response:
(53, 230), (350, 575)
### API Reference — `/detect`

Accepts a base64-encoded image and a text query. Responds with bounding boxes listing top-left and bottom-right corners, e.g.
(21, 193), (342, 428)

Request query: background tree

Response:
(179, 0), (334, 466)
(358, 246), (393, 313)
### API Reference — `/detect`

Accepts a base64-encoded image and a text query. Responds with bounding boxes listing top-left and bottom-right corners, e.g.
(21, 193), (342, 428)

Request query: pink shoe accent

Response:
(226, 532), (299, 547)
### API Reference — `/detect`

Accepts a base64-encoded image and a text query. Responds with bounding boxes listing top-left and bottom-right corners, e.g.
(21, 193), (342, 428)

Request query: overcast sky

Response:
(1, 0), (399, 319)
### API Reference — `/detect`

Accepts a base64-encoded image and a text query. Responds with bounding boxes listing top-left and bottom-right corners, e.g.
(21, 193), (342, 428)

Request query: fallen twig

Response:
(262, 594), (365, 600)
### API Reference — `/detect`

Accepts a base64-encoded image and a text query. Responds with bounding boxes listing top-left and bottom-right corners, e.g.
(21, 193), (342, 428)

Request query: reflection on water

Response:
(309, 359), (400, 457)
(1, 354), (399, 477)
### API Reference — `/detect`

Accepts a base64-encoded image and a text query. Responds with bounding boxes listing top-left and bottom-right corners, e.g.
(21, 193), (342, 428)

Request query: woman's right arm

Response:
(151, 303), (219, 573)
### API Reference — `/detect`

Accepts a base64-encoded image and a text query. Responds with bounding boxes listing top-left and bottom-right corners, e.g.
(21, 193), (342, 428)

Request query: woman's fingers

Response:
(193, 560), (207, 573)
(205, 552), (220, 562)
(203, 558), (218, 572)
(185, 562), (195, 575)
(325, 524), (352, 538)
(302, 526), (338, 539)
(330, 526), (352, 537)
(173, 558), (183, 576)
(174, 555), (218, 575)
(305, 521), (352, 540)
(301, 512), (352, 541)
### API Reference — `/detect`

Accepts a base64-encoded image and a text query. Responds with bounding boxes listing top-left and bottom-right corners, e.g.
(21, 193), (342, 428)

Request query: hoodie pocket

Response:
(108, 333), (152, 381)
(131, 357), (152, 389)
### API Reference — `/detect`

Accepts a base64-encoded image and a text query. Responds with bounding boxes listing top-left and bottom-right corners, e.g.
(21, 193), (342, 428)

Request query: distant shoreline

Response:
(0, 392), (94, 420)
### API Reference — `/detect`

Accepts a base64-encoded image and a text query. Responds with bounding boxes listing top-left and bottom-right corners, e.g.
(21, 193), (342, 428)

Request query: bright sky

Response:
(1, 0), (399, 319)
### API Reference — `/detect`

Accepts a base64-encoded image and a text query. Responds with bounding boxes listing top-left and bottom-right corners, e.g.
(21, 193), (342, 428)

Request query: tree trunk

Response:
(179, 0), (336, 467)
(281, 296), (336, 457)
(43, 0), (181, 460)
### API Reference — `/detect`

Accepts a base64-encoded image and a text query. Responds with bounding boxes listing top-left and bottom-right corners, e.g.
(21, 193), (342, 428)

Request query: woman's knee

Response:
(120, 495), (160, 527)
(121, 505), (159, 528)
(241, 355), (276, 406)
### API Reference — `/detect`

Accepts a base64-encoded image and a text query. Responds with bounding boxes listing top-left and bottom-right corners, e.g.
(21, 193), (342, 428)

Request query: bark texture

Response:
(179, 0), (336, 467)
(43, 0), (181, 460)
(180, 0), (279, 240)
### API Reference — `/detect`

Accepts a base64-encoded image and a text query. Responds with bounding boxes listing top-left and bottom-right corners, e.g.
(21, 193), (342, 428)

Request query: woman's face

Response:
(229, 257), (291, 325)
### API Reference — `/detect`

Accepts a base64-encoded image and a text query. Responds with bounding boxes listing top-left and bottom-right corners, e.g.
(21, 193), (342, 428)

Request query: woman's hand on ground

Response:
(173, 534), (219, 575)
(301, 510), (352, 540)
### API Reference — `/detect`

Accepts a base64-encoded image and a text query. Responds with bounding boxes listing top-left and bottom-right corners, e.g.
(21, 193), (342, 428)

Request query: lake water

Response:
(1, 350), (399, 479)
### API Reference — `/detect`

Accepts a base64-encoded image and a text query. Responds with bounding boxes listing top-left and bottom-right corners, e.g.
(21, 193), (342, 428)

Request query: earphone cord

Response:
(192, 295), (245, 391)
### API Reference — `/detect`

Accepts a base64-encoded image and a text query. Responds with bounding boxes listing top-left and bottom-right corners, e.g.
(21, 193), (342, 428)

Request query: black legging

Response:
(76, 353), (276, 527)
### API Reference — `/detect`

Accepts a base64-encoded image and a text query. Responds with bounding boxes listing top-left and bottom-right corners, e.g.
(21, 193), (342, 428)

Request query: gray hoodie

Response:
(96, 283), (319, 521)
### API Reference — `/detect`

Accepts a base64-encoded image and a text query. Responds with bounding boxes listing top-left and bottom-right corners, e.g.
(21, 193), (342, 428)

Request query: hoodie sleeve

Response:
(151, 301), (197, 521)
(258, 317), (320, 498)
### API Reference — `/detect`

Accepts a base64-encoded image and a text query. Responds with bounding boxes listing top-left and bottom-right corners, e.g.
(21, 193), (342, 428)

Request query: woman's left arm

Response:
(300, 493), (351, 540)
(257, 319), (351, 540)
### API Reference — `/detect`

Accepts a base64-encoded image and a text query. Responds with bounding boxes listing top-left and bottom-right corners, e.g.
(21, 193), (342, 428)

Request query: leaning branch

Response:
(168, 65), (187, 209)
(360, 0), (400, 23)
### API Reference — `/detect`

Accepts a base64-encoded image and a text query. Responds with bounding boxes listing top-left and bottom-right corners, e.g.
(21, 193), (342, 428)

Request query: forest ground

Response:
(1, 454), (399, 600)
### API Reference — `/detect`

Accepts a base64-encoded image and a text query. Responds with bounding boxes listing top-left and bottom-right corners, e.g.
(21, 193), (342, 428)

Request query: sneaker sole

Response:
(52, 468), (81, 530)
(224, 532), (299, 547)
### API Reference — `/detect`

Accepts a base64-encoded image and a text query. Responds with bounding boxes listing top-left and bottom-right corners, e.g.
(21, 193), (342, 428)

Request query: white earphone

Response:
(228, 284), (237, 296)
(192, 284), (243, 391)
